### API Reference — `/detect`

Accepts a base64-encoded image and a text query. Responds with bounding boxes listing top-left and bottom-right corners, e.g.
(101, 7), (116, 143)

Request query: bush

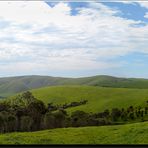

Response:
(111, 108), (121, 122)
(0, 113), (5, 133)
(53, 110), (67, 128)
(43, 112), (55, 129)
(71, 110), (89, 127)
(20, 116), (33, 132)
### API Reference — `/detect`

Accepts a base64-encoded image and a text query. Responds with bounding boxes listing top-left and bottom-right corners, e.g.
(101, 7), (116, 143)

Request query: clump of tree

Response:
(0, 91), (148, 133)
(47, 100), (88, 111)
(62, 100), (88, 109)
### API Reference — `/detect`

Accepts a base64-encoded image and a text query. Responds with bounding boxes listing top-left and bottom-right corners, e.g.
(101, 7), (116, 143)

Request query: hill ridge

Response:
(1, 75), (148, 97)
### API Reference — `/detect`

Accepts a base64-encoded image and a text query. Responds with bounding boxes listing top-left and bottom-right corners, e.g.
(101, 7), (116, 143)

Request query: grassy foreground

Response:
(0, 121), (148, 144)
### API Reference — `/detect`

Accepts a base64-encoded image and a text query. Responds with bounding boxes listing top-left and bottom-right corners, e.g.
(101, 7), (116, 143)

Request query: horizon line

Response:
(0, 74), (148, 80)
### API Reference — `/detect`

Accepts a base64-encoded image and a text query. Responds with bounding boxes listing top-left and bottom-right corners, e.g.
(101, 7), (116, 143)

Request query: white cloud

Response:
(0, 1), (147, 76)
(144, 12), (148, 18)
(136, 1), (148, 18)
(120, 1), (136, 5)
(137, 1), (148, 9)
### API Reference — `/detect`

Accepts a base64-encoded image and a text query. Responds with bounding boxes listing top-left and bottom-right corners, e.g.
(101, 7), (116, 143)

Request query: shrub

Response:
(53, 110), (67, 128)
(111, 108), (121, 122)
(71, 110), (89, 127)
(43, 112), (55, 129)
(20, 116), (33, 131)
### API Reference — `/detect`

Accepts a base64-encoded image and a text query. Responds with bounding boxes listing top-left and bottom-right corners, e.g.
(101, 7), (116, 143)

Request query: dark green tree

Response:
(27, 100), (46, 131)
(53, 109), (67, 128)
(111, 108), (121, 122)
(144, 107), (148, 115)
(20, 116), (33, 131)
(43, 112), (55, 129)
(71, 110), (89, 127)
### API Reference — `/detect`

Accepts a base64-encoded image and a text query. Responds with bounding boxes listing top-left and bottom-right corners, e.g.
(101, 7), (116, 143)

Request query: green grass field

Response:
(0, 121), (147, 144)
(4, 85), (148, 145)
(26, 85), (148, 113)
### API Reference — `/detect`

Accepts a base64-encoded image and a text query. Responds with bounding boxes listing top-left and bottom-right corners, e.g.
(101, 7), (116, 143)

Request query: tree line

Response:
(47, 100), (88, 111)
(0, 91), (148, 133)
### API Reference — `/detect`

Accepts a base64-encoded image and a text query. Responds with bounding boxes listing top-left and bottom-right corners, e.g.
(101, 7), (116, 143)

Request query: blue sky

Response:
(0, 1), (148, 78)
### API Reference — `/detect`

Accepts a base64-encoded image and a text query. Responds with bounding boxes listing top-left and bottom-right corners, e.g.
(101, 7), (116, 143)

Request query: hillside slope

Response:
(17, 85), (148, 113)
(1, 75), (148, 97)
(0, 121), (147, 144)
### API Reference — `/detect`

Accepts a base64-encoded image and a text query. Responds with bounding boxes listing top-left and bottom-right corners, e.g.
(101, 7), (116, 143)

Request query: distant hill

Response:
(1, 75), (148, 97)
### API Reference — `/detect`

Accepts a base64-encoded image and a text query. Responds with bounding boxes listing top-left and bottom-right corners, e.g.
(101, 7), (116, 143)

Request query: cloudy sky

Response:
(0, 1), (148, 78)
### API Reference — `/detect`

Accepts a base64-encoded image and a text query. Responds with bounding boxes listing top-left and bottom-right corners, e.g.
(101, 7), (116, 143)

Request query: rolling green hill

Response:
(8, 85), (148, 113)
(0, 121), (147, 144)
(2, 78), (148, 145)
(0, 75), (68, 97)
(1, 75), (148, 98)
